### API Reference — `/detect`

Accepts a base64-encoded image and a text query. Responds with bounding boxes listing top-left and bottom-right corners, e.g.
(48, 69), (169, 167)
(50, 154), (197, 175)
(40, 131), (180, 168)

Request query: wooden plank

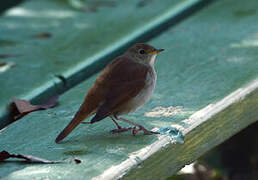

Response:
(0, 0), (211, 128)
(106, 80), (258, 180)
(1, 0), (258, 179)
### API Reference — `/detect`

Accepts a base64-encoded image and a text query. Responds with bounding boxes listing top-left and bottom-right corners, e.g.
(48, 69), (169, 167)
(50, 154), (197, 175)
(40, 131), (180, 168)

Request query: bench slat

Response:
(1, 0), (258, 179)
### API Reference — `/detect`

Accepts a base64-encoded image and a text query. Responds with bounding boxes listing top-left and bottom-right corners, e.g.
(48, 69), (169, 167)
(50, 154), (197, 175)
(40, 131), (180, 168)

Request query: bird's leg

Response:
(81, 121), (90, 124)
(109, 116), (132, 134)
(111, 116), (122, 129)
(114, 115), (159, 135)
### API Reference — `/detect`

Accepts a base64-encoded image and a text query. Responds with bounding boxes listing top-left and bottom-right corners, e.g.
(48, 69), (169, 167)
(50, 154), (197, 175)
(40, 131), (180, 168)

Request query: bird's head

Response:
(125, 43), (164, 66)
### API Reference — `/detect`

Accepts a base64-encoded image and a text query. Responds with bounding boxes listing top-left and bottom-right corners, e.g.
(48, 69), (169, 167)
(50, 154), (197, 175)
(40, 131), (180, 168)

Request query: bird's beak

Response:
(147, 49), (164, 55)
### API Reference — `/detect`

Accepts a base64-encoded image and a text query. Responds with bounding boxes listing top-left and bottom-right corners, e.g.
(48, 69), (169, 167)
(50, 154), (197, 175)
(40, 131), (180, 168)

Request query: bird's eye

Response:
(139, 49), (145, 54)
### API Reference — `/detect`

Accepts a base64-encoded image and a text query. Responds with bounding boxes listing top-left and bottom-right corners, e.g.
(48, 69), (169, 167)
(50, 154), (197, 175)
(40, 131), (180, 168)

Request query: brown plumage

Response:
(55, 43), (164, 143)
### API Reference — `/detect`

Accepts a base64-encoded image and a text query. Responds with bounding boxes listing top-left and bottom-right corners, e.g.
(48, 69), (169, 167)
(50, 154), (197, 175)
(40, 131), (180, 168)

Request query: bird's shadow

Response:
(59, 130), (156, 147)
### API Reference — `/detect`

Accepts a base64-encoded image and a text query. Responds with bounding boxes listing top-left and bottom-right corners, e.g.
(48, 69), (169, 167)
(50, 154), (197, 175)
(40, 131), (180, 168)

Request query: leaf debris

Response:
(11, 95), (59, 120)
(0, 150), (59, 164)
(74, 157), (82, 164)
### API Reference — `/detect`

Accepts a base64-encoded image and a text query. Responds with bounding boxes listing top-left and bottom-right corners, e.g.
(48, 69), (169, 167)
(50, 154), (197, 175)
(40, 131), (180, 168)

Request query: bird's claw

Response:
(132, 126), (139, 136)
(132, 125), (159, 135)
(110, 127), (132, 134)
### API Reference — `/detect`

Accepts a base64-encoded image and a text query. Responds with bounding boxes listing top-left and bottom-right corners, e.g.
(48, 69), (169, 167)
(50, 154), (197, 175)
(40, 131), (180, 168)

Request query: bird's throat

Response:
(150, 55), (157, 67)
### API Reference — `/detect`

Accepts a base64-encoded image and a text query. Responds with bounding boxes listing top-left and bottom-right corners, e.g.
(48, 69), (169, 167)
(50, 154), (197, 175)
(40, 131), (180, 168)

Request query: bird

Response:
(55, 43), (164, 143)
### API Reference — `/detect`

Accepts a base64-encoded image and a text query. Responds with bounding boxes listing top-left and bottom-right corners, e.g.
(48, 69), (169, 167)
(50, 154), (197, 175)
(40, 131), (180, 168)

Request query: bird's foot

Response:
(132, 125), (159, 136)
(110, 127), (132, 134)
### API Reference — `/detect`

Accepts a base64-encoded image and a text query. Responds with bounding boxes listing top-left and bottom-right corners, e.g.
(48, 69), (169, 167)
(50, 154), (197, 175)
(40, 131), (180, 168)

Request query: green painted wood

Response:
(1, 0), (258, 179)
(122, 85), (258, 180)
(0, 0), (211, 128)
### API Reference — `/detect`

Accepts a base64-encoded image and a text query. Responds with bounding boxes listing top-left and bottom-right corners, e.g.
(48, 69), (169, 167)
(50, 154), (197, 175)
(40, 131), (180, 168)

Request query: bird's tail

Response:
(55, 103), (92, 143)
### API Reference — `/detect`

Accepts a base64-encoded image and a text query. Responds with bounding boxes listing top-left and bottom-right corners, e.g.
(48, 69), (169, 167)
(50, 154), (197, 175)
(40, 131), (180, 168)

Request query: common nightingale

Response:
(55, 43), (164, 143)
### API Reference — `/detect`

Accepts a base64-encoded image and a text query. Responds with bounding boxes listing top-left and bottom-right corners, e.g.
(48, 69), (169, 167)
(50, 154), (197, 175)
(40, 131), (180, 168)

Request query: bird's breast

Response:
(117, 69), (156, 115)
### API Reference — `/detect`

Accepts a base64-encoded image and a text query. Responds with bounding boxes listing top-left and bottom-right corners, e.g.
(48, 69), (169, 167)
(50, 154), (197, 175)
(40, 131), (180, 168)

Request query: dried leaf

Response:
(0, 151), (10, 161)
(0, 150), (59, 164)
(40, 95), (59, 109)
(11, 95), (59, 119)
(11, 98), (40, 115)
(31, 32), (52, 39)
(0, 62), (6, 66)
(74, 157), (82, 164)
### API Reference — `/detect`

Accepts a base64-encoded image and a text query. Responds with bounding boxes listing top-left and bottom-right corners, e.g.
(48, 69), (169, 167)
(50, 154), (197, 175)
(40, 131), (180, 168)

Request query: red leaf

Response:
(40, 95), (59, 109)
(11, 98), (40, 115)
(11, 95), (59, 119)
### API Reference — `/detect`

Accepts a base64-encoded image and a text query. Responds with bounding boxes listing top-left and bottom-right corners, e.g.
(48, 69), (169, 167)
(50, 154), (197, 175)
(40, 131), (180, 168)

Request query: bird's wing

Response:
(90, 57), (149, 123)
